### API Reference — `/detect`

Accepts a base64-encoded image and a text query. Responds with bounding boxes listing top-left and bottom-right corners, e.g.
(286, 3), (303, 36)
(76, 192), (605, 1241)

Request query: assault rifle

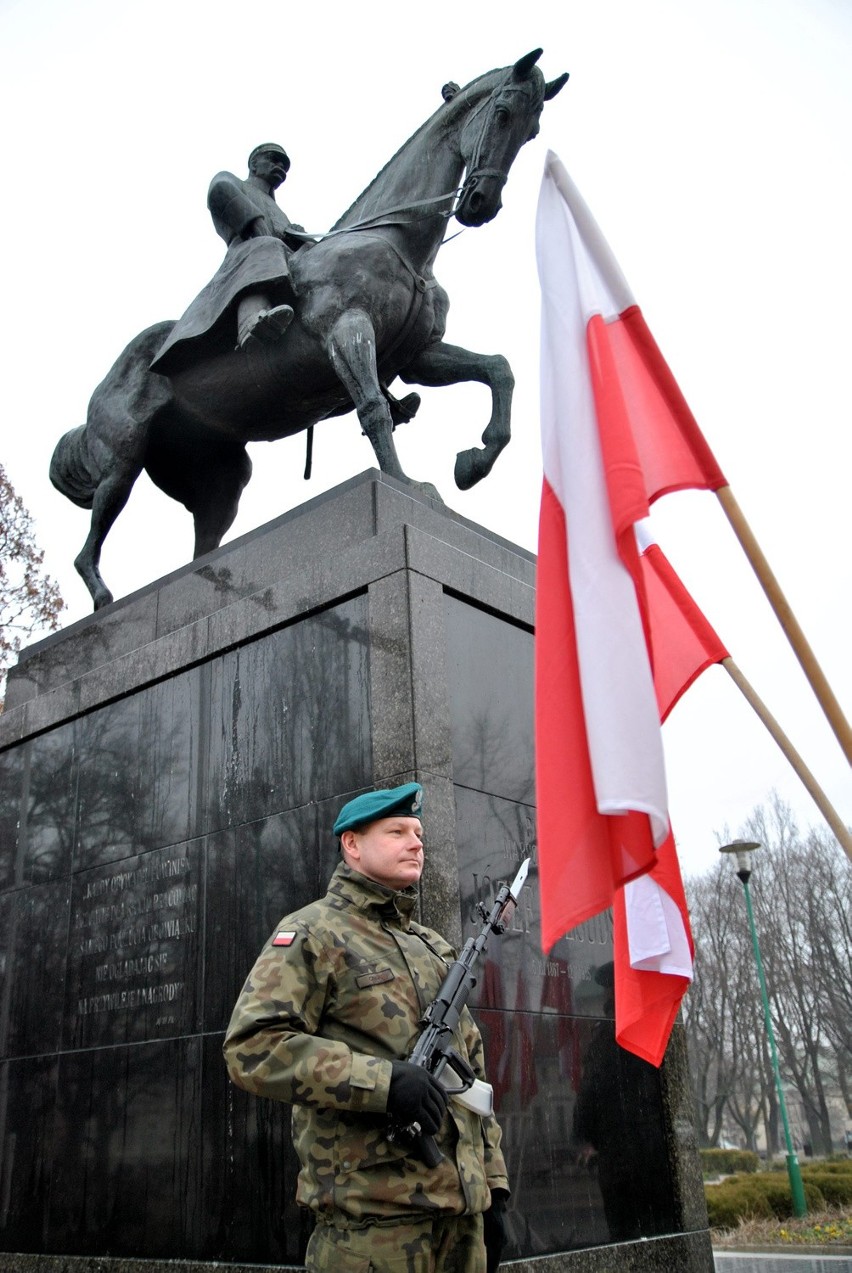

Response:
(388, 858), (531, 1167)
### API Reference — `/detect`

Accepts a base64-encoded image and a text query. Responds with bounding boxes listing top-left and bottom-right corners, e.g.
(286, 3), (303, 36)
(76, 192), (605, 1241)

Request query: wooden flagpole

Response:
(722, 656), (852, 861)
(715, 485), (851, 765)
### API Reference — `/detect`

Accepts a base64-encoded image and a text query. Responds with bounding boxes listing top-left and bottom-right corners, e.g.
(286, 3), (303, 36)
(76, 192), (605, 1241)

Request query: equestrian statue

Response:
(50, 50), (567, 609)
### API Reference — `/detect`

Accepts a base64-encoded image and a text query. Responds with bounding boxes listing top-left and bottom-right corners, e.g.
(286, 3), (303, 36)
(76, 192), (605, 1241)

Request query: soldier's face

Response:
(343, 816), (424, 890)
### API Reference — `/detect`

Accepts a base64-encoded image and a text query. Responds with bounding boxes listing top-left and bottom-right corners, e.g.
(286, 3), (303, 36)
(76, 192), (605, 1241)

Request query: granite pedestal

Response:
(0, 470), (712, 1271)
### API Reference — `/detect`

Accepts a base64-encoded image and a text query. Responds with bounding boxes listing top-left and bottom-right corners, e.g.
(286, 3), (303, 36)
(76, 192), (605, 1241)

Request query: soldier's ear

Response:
(340, 829), (359, 861)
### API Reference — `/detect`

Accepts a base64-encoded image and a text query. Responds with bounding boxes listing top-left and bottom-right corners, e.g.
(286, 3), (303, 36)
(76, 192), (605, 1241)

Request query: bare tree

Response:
(802, 826), (852, 1122)
(686, 796), (850, 1157)
(741, 798), (841, 1155)
(684, 866), (751, 1146)
(0, 465), (64, 702)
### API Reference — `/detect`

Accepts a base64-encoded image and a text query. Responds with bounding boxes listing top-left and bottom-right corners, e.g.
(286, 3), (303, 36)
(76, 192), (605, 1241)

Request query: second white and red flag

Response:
(534, 151), (727, 1062)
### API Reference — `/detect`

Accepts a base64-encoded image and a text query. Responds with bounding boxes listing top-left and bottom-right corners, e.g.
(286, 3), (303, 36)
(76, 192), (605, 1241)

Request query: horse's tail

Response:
(50, 321), (177, 510)
(50, 424), (101, 509)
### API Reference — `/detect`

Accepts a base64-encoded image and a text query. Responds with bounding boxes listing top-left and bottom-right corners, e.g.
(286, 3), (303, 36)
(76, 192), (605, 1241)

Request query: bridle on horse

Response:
(457, 82), (539, 202)
(288, 76), (540, 243)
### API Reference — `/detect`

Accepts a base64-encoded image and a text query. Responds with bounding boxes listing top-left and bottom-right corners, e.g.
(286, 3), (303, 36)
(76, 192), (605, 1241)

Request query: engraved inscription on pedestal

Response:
(66, 844), (202, 1048)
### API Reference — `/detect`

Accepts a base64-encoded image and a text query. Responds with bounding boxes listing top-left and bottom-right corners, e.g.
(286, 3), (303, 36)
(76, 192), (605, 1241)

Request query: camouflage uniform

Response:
(224, 862), (508, 1267)
(305, 1211), (484, 1272)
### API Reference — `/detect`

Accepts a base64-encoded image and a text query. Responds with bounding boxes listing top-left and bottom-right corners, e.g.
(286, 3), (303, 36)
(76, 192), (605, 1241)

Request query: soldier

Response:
(224, 782), (510, 1273)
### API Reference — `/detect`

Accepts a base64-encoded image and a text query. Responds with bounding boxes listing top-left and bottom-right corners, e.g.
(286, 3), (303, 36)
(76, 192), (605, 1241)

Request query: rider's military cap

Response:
(249, 142), (291, 170)
(333, 783), (423, 836)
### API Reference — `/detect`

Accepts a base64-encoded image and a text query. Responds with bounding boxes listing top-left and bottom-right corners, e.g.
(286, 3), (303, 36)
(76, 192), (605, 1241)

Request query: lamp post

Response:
(719, 840), (807, 1217)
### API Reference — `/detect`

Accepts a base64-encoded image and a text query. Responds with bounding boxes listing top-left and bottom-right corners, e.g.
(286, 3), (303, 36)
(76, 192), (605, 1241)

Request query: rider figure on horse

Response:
(151, 142), (305, 374)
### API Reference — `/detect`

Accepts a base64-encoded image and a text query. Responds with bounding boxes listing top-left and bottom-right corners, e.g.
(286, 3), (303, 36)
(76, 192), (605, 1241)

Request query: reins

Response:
(288, 79), (536, 245)
(285, 187), (463, 243)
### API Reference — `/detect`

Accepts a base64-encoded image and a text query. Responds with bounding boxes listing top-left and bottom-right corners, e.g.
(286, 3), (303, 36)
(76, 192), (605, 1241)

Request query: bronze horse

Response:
(51, 50), (567, 609)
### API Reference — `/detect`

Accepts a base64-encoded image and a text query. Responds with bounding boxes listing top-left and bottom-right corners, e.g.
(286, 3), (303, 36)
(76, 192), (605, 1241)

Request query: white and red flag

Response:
(610, 528), (729, 1062)
(636, 523), (729, 722)
(535, 151), (726, 1064)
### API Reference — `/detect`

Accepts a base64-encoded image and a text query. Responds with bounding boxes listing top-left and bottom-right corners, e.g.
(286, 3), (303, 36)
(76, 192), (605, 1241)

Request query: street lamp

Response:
(719, 839), (808, 1218)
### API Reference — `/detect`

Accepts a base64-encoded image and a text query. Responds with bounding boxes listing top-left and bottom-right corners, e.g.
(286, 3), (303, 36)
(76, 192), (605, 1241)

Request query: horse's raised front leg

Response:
(399, 341), (515, 490)
(326, 310), (442, 502)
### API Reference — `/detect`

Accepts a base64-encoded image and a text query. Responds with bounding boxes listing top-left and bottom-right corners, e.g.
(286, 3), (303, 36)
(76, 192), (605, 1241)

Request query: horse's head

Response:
(455, 49), (568, 228)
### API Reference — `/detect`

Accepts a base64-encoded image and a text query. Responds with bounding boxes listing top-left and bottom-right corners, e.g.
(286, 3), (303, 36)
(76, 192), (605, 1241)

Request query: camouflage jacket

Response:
(223, 862), (509, 1221)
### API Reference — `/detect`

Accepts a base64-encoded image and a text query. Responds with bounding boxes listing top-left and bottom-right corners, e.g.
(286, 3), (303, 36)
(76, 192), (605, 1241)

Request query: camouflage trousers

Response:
(305, 1211), (486, 1273)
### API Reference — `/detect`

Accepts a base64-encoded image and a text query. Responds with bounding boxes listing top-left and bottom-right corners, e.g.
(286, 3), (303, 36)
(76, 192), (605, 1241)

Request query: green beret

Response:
(333, 782), (423, 836)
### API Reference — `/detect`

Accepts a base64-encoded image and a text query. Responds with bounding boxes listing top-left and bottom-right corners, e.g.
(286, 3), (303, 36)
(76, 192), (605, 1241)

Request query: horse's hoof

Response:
(403, 478), (444, 506)
(92, 586), (114, 611)
(454, 447), (487, 490)
(388, 391), (421, 427)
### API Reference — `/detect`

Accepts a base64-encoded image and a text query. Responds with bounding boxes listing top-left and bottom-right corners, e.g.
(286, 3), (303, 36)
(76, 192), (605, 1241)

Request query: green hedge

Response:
(801, 1163), (852, 1207)
(700, 1148), (760, 1177)
(803, 1161), (852, 1177)
(706, 1171), (827, 1229)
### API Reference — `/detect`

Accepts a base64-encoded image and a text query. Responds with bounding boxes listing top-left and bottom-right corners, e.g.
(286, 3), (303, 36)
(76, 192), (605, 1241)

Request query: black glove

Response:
(387, 1061), (448, 1135)
(483, 1188), (509, 1273)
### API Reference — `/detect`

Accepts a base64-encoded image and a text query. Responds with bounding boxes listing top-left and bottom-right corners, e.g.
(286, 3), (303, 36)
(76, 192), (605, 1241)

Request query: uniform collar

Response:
(328, 861), (418, 925)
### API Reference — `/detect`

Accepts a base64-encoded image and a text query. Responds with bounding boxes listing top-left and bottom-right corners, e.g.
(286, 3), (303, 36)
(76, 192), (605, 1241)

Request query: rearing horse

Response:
(51, 50), (567, 609)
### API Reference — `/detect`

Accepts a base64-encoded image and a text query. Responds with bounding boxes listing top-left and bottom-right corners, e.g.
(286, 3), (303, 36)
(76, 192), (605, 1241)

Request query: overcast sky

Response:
(1, 0), (849, 879)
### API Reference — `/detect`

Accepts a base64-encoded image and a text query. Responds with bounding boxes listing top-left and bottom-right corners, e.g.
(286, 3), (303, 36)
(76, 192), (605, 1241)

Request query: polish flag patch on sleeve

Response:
(272, 930), (297, 947)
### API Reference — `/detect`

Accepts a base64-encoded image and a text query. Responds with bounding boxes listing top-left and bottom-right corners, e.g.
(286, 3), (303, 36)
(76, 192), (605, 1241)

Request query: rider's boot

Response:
(237, 292), (294, 349)
(240, 304), (295, 349)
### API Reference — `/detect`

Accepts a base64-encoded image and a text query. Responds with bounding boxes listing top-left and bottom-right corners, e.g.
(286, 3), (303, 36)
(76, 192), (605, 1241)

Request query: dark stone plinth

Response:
(0, 471), (711, 1271)
(0, 1231), (715, 1273)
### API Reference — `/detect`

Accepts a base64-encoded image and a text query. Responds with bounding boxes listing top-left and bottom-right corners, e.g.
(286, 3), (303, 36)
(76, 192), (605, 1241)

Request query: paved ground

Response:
(714, 1250), (852, 1271)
